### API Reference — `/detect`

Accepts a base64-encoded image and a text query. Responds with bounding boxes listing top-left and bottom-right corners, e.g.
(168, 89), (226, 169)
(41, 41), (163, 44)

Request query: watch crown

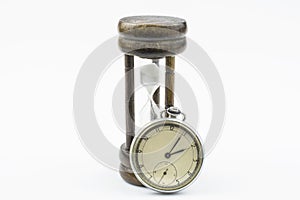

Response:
(161, 106), (186, 121)
(167, 107), (181, 115)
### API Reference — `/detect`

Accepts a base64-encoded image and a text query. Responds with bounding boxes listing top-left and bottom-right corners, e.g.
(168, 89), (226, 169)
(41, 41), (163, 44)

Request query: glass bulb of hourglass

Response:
(139, 63), (161, 123)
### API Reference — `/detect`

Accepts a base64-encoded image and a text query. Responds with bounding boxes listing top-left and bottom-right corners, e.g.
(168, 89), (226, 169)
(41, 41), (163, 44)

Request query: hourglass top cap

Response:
(118, 15), (187, 40)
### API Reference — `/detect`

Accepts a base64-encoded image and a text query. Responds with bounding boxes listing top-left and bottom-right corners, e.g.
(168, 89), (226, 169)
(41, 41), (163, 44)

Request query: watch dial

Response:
(130, 119), (203, 193)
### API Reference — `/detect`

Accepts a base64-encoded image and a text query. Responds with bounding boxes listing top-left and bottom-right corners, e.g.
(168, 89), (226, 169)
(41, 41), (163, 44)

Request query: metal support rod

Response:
(125, 54), (135, 149)
(165, 56), (175, 109)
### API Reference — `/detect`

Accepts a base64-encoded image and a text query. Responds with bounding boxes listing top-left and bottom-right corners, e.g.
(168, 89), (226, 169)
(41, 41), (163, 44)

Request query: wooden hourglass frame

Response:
(118, 16), (187, 186)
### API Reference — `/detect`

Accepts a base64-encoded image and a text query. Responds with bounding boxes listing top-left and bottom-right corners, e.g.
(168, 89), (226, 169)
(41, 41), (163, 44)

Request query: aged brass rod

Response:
(152, 59), (160, 107)
(125, 54), (135, 149)
(165, 56), (175, 109)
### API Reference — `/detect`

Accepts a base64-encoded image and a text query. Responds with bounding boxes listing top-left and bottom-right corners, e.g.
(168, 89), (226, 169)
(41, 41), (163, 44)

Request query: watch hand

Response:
(165, 136), (182, 158)
(169, 136), (181, 153)
(158, 169), (168, 184)
(170, 148), (186, 156)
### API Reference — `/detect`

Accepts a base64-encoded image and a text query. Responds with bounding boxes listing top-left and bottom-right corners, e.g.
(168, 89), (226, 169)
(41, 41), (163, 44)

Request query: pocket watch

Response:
(130, 107), (204, 193)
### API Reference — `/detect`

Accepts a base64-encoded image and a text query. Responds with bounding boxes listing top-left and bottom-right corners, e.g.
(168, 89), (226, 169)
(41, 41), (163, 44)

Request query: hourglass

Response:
(118, 16), (204, 193)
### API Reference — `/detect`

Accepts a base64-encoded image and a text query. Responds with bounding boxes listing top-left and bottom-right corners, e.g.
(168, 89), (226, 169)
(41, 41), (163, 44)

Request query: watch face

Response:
(130, 119), (204, 193)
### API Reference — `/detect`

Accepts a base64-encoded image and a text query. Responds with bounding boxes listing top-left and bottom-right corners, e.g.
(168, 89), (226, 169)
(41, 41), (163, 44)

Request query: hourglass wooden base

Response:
(119, 143), (144, 186)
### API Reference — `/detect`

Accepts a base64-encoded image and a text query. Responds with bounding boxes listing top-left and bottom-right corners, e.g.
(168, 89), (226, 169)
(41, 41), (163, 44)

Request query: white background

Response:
(1, 0), (300, 199)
